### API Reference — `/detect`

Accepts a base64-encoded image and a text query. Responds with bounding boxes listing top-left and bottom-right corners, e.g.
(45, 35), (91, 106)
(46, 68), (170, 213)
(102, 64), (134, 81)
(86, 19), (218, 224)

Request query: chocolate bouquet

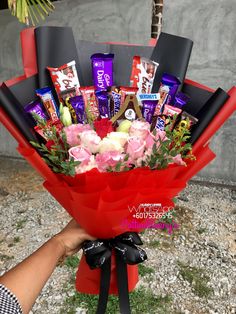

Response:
(0, 26), (235, 314)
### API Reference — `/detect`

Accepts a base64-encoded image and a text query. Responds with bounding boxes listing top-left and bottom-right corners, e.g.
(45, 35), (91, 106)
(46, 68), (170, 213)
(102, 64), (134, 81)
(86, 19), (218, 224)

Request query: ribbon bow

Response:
(82, 232), (147, 314)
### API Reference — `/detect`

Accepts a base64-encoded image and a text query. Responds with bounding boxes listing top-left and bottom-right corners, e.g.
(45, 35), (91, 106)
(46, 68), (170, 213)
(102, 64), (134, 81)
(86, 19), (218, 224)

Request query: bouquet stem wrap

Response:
(78, 233), (147, 314)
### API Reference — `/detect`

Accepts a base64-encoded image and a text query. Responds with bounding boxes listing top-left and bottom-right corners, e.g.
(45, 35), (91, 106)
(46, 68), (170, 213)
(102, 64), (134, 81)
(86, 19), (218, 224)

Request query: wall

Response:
(0, 0), (152, 157)
(0, 0), (235, 181)
(162, 0), (236, 181)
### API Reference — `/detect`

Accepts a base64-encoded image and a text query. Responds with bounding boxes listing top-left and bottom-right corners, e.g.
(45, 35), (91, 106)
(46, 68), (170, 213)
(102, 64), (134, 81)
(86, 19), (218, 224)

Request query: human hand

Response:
(54, 219), (95, 257)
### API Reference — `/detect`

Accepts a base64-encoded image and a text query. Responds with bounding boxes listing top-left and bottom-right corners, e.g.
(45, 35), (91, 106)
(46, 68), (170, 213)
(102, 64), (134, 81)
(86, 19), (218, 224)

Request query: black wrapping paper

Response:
(0, 80), (39, 143)
(182, 82), (213, 116)
(75, 40), (153, 86)
(110, 45), (153, 86)
(34, 27), (193, 92)
(75, 40), (109, 86)
(190, 88), (230, 144)
(35, 26), (84, 88)
(9, 75), (38, 107)
(151, 32), (193, 91)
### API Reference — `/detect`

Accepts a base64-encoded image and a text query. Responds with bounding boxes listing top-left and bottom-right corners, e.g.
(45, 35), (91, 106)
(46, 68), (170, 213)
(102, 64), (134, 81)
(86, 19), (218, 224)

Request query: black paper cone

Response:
(151, 32), (193, 91)
(182, 82), (213, 116)
(9, 75), (38, 107)
(35, 26), (84, 88)
(190, 88), (229, 144)
(0, 81), (39, 143)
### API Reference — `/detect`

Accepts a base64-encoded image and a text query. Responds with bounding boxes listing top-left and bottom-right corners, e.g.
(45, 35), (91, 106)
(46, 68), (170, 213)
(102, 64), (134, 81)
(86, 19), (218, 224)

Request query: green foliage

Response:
(31, 126), (80, 176)
(146, 121), (194, 170)
(107, 154), (131, 173)
(16, 218), (27, 230)
(148, 240), (161, 248)
(8, 0), (55, 26)
(62, 287), (172, 314)
(138, 263), (155, 277)
(159, 210), (177, 231)
(64, 256), (80, 269)
(13, 236), (21, 243)
(196, 227), (207, 234)
(177, 261), (213, 298)
(85, 101), (97, 126)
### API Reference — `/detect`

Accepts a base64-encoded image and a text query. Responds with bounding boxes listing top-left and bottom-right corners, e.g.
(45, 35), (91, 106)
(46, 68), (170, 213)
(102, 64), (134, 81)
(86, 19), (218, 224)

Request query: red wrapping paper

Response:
(20, 28), (38, 77)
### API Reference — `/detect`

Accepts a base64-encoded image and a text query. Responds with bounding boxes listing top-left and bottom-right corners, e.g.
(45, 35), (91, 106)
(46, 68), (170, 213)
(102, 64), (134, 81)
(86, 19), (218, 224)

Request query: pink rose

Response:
(68, 146), (96, 174)
(136, 148), (152, 167)
(95, 151), (125, 172)
(126, 136), (146, 161)
(64, 124), (92, 147)
(145, 130), (168, 149)
(129, 120), (150, 140)
(172, 154), (186, 166)
(80, 130), (101, 154)
(68, 145), (91, 163)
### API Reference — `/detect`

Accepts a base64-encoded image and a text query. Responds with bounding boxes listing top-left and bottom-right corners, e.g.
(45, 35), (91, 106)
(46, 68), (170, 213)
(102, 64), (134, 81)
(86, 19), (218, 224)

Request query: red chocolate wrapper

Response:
(47, 61), (81, 99)
(34, 119), (63, 140)
(120, 86), (138, 105)
(80, 86), (99, 121)
(151, 104), (182, 132)
(163, 104), (182, 117)
(130, 56), (159, 94)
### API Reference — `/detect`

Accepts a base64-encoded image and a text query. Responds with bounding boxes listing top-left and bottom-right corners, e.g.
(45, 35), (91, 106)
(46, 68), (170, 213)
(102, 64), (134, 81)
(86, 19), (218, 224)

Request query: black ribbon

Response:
(82, 232), (147, 314)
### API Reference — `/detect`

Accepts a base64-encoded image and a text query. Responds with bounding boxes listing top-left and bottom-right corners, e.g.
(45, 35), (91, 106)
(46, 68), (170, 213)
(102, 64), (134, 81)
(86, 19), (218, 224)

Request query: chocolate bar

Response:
(80, 86), (100, 121)
(141, 100), (157, 124)
(25, 100), (48, 122)
(95, 90), (111, 118)
(36, 87), (59, 122)
(130, 56), (159, 94)
(69, 96), (86, 124)
(91, 53), (114, 90)
(47, 61), (81, 99)
(173, 92), (190, 109)
(155, 73), (181, 114)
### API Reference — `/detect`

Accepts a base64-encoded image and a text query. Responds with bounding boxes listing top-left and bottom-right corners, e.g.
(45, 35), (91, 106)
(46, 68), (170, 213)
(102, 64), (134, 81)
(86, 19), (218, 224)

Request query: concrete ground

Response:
(0, 157), (236, 314)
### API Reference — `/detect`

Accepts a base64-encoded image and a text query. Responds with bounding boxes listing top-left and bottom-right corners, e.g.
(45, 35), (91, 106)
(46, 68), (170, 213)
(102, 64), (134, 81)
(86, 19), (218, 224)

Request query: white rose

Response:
(106, 132), (129, 147)
(98, 137), (124, 153)
(80, 130), (101, 154)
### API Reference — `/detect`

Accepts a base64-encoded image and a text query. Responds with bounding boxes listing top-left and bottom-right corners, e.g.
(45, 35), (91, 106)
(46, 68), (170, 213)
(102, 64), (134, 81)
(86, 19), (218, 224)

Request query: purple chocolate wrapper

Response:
(69, 95), (86, 124)
(174, 92), (190, 109)
(158, 73), (181, 113)
(25, 100), (48, 122)
(111, 91), (121, 116)
(91, 53), (114, 90)
(95, 90), (110, 118)
(142, 100), (157, 123)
